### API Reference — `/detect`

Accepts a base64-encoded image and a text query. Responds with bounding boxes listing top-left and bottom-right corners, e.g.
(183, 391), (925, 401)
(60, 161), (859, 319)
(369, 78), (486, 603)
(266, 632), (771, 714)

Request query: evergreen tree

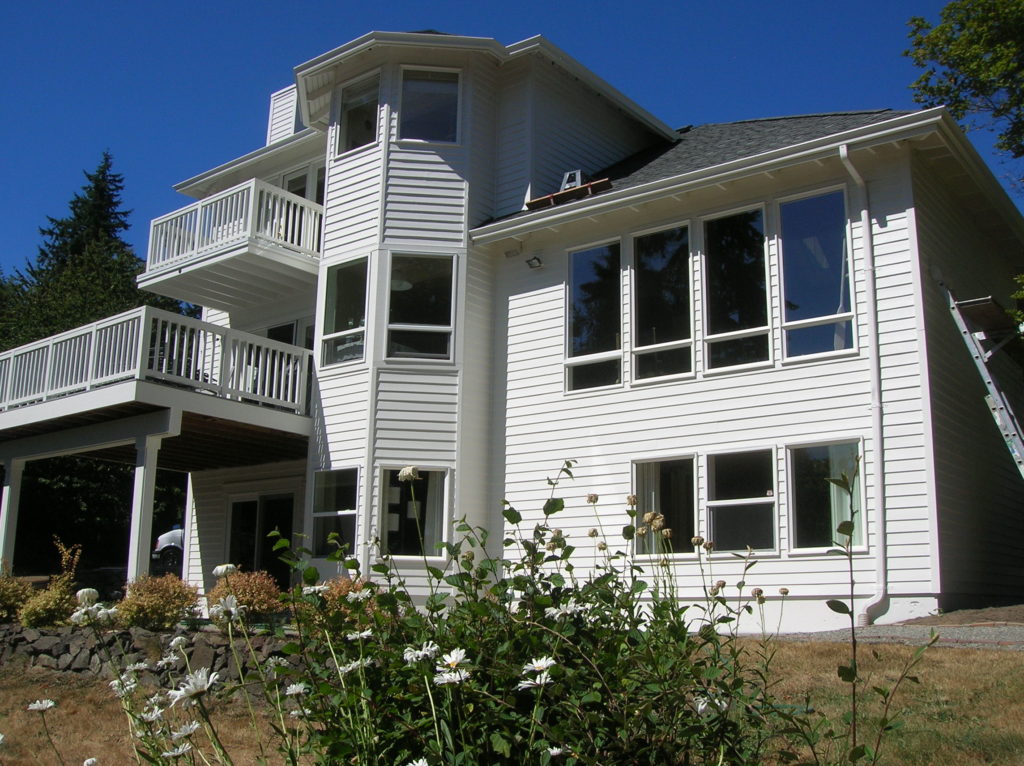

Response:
(3, 153), (188, 576)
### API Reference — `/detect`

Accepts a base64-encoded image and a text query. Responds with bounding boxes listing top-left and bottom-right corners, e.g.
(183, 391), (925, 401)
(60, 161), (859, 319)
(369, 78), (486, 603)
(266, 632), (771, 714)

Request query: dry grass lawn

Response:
(0, 641), (1022, 764)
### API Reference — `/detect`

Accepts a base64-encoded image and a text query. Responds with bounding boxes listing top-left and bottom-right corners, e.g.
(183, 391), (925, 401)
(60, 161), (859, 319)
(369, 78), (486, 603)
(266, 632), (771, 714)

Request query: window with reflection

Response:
(780, 191), (853, 357)
(400, 70), (459, 143)
(567, 243), (621, 390)
(312, 469), (358, 557)
(634, 225), (691, 379)
(707, 450), (775, 550)
(322, 258), (367, 365)
(387, 254), (455, 360)
(704, 210), (768, 368)
(790, 442), (861, 548)
(337, 75), (379, 154)
(635, 458), (694, 555)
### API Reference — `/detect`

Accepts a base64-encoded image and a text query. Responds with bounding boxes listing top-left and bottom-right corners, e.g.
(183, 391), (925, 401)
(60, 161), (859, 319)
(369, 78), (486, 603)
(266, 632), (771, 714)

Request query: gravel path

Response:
(779, 622), (1024, 651)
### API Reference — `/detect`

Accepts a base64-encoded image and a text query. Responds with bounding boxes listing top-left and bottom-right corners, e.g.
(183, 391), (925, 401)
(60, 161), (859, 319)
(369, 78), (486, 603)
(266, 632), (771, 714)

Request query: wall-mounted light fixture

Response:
(525, 256), (543, 269)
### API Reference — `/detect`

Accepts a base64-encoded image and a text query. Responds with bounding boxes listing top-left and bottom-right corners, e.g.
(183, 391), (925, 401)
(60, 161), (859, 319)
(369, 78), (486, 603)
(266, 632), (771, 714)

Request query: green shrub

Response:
(118, 574), (199, 631)
(0, 562), (32, 622)
(19, 538), (80, 628)
(206, 569), (283, 624)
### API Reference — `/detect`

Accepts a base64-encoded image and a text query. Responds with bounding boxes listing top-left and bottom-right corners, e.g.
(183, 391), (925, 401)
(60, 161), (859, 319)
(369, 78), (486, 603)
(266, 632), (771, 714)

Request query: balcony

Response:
(139, 179), (324, 312)
(0, 307), (312, 419)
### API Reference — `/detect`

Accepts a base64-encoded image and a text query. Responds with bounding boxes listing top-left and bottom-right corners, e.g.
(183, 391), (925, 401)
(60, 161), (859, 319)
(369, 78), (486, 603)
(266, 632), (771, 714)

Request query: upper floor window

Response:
(779, 191), (853, 357)
(284, 165), (325, 205)
(400, 70), (459, 143)
(387, 254), (455, 360)
(337, 74), (380, 154)
(634, 225), (691, 379)
(323, 258), (368, 365)
(704, 209), (768, 369)
(567, 243), (621, 391)
(312, 468), (358, 557)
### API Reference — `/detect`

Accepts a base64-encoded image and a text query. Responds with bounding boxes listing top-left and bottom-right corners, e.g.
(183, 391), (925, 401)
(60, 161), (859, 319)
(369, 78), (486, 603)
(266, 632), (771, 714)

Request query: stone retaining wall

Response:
(0, 623), (295, 684)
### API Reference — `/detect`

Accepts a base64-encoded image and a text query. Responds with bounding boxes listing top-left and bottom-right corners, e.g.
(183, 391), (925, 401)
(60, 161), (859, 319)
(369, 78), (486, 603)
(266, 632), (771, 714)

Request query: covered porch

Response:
(0, 308), (311, 582)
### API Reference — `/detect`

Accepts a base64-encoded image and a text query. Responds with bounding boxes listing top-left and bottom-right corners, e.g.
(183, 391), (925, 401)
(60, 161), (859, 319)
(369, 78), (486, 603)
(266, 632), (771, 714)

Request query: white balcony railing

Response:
(146, 178), (324, 272)
(0, 307), (311, 415)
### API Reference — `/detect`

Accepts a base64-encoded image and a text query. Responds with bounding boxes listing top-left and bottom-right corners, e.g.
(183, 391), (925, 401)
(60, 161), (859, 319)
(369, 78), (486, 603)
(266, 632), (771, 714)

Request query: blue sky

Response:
(3, 0), (1013, 277)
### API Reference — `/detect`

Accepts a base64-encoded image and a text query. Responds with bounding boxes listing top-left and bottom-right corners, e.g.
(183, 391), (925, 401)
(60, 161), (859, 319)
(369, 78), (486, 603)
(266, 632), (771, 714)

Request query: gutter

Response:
(839, 144), (889, 626)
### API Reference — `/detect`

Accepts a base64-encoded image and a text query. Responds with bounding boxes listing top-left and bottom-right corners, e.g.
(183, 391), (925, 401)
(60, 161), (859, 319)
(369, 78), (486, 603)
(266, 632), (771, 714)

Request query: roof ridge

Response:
(686, 109), (905, 131)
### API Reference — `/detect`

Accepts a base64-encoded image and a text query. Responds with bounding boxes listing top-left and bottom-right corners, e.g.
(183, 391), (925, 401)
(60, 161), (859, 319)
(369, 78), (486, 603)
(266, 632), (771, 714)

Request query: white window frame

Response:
(785, 438), (866, 555)
(333, 71), (381, 158)
(632, 455), (697, 558)
(564, 238), (624, 393)
(776, 186), (858, 362)
(397, 66), (462, 145)
(705, 447), (777, 553)
(630, 220), (695, 384)
(385, 252), (457, 363)
(281, 163), (326, 205)
(379, 466), (452, 560)
(322, 256), (370, 367)
(311, 467), (360, 558)
(700, 205), (772, 375)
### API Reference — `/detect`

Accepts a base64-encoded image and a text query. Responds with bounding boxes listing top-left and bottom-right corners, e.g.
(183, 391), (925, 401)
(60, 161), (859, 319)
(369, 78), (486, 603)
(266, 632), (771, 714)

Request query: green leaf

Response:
(490, 732), (511, 757)
(503, 505), (522, 525)
(836, 520), (855, 537)
(543, 497), (564, 516)
(272, 538), (290, 551)
(280, 641), (301, 655)
(426, 566), (445, 580)
(622, 524), (635, 541)
(837, 664), (858, 683)
(302, 566), (319, 585)
(826, 599), (851, 615)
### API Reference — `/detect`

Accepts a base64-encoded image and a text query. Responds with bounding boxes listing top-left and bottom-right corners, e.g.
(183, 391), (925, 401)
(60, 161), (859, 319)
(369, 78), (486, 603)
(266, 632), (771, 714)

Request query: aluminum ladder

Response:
(947, 289), (1024, 479)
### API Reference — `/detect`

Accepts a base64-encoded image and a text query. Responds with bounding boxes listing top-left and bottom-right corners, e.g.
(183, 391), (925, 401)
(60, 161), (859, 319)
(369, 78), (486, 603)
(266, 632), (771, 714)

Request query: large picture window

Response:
(635, 458), (694, 555)
(337, 74), (379, 154)
(790, 442), (861, 548)
(400, 70), (459, 143)
(567, 243), (621, 390)
(312, 469), (358, 557)
(382, 468), (447, 556)
(779, 191), (853, 357)
(704, 210), (768, 369)
(707, 450), (775, 550)
(634, 226), (691, 379)
(387, 254), (455, 360)
(322, 258), (368, 365)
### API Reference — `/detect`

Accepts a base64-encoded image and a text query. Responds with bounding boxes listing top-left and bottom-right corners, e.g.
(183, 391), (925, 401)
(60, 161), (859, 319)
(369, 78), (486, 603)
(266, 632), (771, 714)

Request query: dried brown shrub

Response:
(206, 570), (283, 623)
(117, 574), (199, 631)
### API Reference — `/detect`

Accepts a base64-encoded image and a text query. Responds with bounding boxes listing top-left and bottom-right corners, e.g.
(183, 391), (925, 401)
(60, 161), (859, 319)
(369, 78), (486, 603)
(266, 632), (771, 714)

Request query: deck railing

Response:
(146, 178), (324, 271)
(0, 307), (311, 415)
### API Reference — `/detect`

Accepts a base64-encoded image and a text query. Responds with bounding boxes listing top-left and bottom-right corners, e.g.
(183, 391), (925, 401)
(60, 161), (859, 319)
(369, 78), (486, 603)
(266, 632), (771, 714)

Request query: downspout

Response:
(839, 145), (889, 625)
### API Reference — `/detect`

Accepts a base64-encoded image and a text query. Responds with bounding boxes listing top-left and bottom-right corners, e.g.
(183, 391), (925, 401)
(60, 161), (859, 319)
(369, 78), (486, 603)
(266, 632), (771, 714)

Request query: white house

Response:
(2, 30), (1023, 630)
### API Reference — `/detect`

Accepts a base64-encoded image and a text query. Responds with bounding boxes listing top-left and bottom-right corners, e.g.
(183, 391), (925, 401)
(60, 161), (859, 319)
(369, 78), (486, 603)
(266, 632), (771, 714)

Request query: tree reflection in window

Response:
(635, 226), (690, 378)
(568, 243), (621, 389)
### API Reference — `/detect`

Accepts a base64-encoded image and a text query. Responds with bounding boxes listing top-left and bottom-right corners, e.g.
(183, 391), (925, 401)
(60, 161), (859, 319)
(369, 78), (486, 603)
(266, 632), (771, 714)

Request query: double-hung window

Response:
(322, 258), (368, 365)
(382, 468), (447, 556)
(789, 441), (861, 548)
(703, 210), (769, 369)
(634, 225), (692, 379)
(779, 191), (853, 357)
(337, 74), (380, 154)
(400, 69), (459, 143)
(312, 469), (359, 557)
(567, 243), (622, 390)
(707, 450), (775, 550)
(635, 458), (695, 555)
(387, 254), (455, 360)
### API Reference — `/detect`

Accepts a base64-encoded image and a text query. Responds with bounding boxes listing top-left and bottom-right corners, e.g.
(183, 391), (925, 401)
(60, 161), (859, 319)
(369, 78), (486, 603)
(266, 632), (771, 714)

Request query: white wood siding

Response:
(383, 147), (467, 247)
(314, 366), (372, 466)
(267, 86), (299, 145)
(467, 61), (498, 228)
(323, 145), (384, 256)
(373, 368), (459, 463)
(492, 59), (532, 218)
(530, 59), (655, 200)
(912, 153), (1024, 607)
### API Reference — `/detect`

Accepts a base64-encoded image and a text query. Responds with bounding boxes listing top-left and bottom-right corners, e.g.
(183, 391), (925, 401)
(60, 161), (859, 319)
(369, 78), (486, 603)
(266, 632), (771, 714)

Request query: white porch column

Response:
(126, 435), (162, 581)
(0, 458), (25, 569)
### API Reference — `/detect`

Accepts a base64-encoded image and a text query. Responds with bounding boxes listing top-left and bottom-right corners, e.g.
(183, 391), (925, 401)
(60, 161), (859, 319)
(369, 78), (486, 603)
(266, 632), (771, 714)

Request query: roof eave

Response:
(471, 108), (953, 245)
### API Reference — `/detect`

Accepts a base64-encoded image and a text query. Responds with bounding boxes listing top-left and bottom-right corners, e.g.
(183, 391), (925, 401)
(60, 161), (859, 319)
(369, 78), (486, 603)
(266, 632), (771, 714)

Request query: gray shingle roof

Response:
(598, 110), (912, 193)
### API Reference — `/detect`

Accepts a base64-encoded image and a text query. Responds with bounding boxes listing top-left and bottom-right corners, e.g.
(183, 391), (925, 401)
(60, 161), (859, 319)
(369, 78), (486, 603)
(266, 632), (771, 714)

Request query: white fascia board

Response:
(173, 129), (321, 198)
(505, 36), (676, 140)
(471, 109), (953, 245)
